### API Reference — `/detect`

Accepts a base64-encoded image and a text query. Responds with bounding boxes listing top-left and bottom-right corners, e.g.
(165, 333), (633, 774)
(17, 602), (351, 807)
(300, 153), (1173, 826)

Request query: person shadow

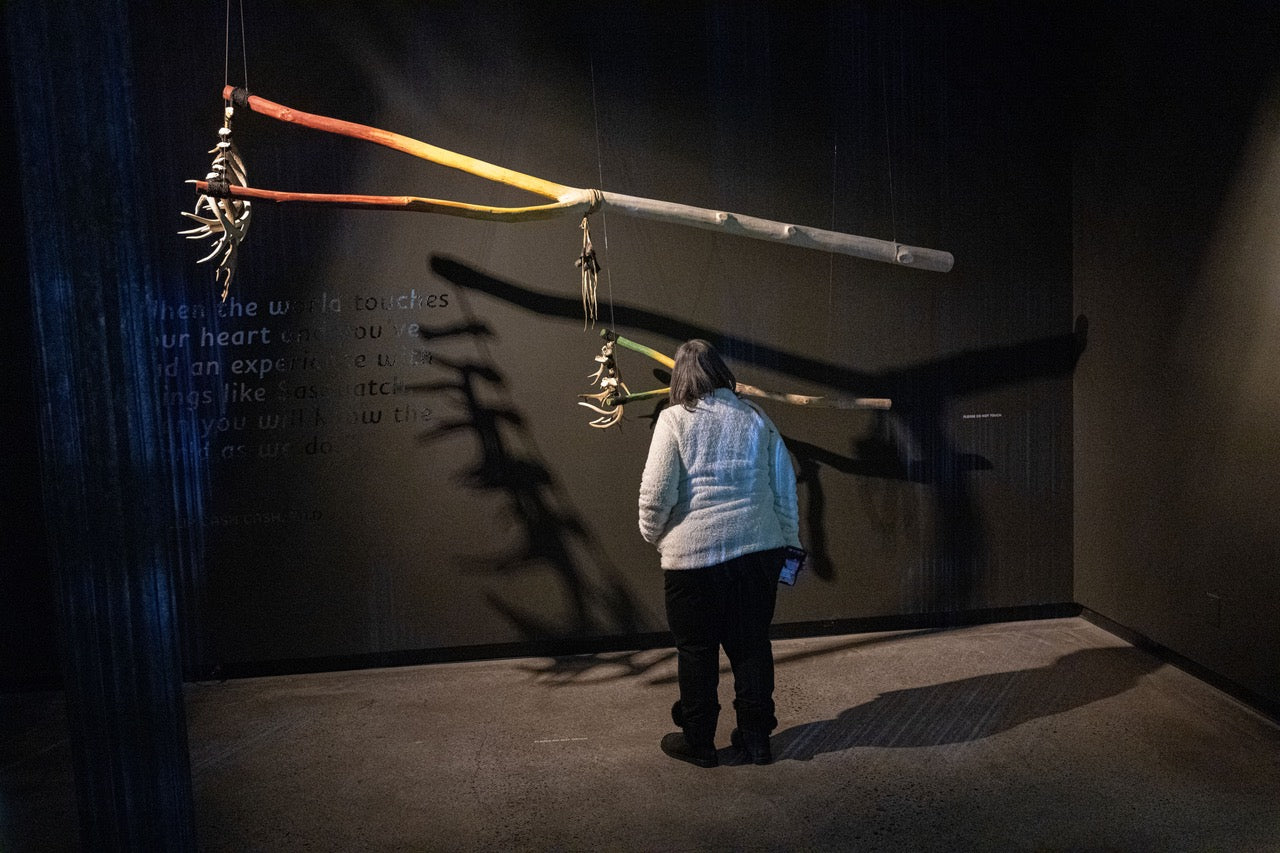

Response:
(755, 645), (1162, 763)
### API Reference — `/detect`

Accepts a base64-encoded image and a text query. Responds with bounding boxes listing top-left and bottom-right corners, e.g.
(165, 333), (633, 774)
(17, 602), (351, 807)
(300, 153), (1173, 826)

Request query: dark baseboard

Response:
(196, 634), (677, 682)
(1081, 608), (1280, 725)
(116, 604), (1280, 727)
(199, 602), (1083, 682)
(770, 602), (1082, 642)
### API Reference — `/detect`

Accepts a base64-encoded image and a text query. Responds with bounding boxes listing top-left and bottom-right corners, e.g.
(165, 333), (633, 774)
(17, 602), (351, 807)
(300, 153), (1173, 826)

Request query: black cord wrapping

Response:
(576, 215), (601, 328)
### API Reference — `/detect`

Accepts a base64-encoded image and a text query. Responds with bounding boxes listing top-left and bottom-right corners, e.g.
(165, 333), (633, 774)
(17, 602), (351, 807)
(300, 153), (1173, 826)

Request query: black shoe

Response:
(660, 732), (718, 768)
(731, 728), (773, 765)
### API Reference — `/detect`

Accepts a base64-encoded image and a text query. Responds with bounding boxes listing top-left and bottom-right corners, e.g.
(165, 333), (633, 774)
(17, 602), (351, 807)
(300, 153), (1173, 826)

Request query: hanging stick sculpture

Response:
(580, 329), (891, 428)
(184, 87), (954, 302)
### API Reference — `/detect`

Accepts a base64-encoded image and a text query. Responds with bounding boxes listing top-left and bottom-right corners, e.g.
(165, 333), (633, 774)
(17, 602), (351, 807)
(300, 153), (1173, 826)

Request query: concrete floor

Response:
(4, 617), (1280, 851)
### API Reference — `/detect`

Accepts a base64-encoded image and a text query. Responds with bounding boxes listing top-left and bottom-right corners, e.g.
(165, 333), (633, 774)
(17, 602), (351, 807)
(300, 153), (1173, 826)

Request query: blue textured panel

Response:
(6, 0), (199, 846)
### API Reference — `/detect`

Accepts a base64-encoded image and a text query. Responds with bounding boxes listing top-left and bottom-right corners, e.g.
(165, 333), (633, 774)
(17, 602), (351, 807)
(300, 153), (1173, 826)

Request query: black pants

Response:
(664, 548), (784, 748)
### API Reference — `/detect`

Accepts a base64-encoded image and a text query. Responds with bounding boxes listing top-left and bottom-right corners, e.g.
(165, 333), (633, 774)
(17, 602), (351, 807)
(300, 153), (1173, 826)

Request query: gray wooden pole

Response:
(5, 1), (198, 849)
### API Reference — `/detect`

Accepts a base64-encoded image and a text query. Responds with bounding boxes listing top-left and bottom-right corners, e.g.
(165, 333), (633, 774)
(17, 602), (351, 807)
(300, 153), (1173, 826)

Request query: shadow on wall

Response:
(770, 645), (1160, 762)
(786, 414), (994, 585)
(409, 302), (651, 652)
(428, 255), (1087, 616)
(793, 315), (1087, 610)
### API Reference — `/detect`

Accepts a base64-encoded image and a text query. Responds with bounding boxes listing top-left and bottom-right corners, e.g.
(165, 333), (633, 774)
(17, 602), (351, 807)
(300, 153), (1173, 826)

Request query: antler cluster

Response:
(179, 105), (252, 300)
(578, 339), (630, 428)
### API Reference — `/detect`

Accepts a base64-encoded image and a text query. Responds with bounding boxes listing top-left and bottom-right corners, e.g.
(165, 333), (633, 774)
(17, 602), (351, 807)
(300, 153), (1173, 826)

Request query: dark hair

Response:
(669, 339), (737, 410)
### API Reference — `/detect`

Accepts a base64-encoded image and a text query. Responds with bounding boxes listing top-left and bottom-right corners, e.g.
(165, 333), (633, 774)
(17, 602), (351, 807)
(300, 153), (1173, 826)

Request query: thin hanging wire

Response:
(828, 138), (838, 348)
(825, 5), (840, 353)
(879, 15), (898, 245)
(588, 56), (616, 330)
(223, 0), (231, 95)
(223, 0), (250, 98)
(239, 0), (249, 90)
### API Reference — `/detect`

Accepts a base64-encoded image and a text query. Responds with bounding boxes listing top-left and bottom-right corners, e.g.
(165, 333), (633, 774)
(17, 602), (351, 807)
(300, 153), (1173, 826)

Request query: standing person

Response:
(638, 339), (802, 767)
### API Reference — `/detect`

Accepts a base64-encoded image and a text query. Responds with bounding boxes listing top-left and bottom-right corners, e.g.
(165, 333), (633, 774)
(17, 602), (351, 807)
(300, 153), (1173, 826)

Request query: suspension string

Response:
(224, 0), (250, 97)
(588, 56), (616, 329)
(239, 0), (249, 91)
(223, 0), (231, 96)
(879, 17), (898, 245)
(828, 138), (838, 347)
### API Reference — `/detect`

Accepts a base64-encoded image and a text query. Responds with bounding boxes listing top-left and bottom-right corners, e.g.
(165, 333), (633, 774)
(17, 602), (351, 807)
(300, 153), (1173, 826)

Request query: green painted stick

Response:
(600, 329), (675, 368)
(599, 329), (891, 411)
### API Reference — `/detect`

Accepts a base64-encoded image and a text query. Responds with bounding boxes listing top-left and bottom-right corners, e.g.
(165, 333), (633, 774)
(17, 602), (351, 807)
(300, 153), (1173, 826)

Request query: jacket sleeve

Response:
(768, 425), (802, 549)
(638, 413), (681, 545)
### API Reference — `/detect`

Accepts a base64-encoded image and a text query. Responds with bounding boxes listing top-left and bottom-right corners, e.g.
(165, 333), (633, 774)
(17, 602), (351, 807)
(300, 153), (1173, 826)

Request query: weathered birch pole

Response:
(599, 192), (951, 272)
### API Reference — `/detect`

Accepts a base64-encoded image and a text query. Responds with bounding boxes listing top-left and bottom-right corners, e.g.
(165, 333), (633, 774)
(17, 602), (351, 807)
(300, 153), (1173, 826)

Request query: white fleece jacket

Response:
(638, 388), (801, 569)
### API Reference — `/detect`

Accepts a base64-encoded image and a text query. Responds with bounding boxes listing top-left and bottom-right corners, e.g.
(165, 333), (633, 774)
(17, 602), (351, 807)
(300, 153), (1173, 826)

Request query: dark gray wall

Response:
(1073, 4), (1280, 707)
(8, 1), (1076, 677)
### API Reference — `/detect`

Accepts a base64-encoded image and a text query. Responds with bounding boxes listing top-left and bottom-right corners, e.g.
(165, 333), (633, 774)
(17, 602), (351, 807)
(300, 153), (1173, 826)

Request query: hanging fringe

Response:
(576, 215), (601, 328)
